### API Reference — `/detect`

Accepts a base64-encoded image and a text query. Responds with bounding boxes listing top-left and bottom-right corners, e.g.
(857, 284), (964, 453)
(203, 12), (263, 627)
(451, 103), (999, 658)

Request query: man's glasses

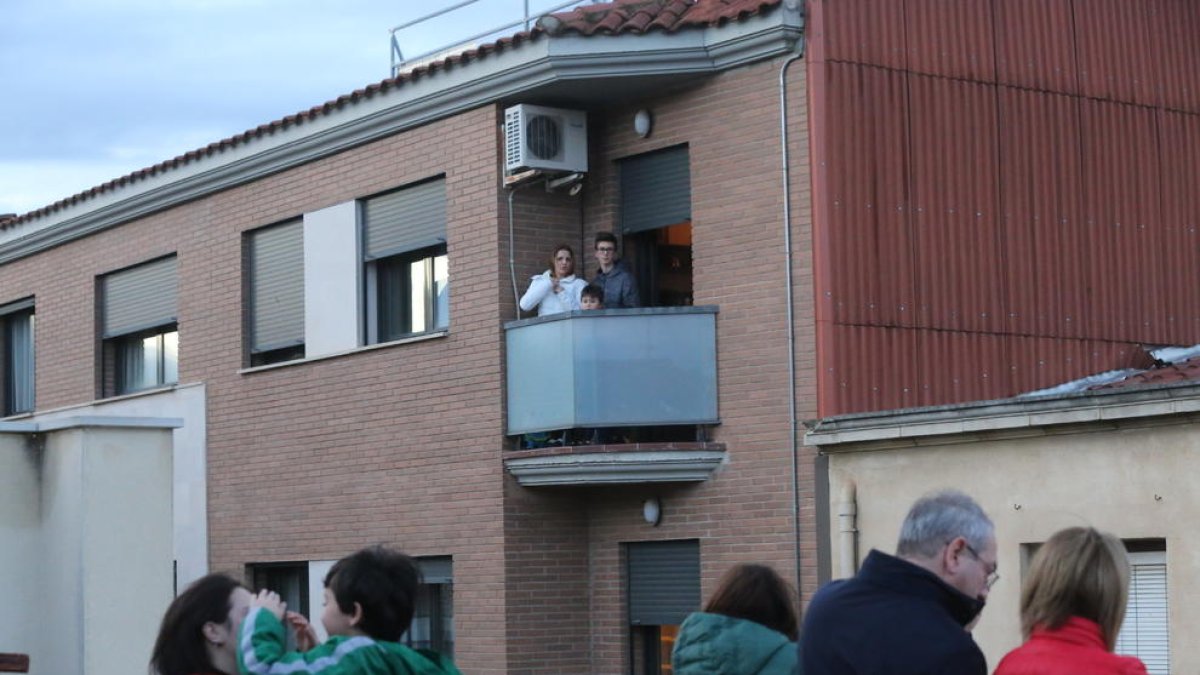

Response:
(962, 543), (1000, 589)
(596, 246), (616, 253)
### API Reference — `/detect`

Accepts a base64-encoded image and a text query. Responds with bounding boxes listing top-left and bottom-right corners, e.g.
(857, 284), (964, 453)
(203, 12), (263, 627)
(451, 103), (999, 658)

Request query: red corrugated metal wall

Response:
(808, 0), (1200, 415)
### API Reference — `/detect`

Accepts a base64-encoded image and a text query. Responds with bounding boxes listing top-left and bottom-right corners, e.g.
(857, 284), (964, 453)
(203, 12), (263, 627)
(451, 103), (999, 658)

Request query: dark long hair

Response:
(149, 573), (244, 675)
(704, 564), (799, 640)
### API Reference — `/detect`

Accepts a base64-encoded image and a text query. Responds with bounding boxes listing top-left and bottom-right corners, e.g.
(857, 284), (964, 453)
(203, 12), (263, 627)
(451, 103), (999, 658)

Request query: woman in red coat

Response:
(994, 527), (1148, 675)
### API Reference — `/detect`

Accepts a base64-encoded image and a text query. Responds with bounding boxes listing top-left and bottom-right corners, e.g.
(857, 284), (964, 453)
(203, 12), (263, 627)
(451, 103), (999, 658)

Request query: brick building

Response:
(0, 1), (812, 673)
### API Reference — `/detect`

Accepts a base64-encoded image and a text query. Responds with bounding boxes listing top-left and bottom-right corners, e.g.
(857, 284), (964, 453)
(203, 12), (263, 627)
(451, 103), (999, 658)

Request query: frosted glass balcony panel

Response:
(506, 307), (718, 435)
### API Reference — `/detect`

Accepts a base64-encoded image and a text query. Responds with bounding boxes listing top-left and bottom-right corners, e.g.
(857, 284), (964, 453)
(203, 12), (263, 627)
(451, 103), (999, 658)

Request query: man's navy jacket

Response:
(799, 549), (987, 674)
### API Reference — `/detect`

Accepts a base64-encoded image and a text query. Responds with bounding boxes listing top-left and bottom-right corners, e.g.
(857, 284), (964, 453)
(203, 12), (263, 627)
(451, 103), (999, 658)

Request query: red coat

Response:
(994, 616), (1148, 675)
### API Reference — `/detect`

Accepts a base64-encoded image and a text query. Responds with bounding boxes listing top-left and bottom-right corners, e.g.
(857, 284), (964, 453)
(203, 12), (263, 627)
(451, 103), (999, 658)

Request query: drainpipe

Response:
(780, 40), (804, 600)
(838, 481), (859, 577)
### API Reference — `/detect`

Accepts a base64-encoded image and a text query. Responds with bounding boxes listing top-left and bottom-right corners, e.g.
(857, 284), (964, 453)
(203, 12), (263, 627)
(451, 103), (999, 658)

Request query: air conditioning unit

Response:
(504, 104), (588, 174)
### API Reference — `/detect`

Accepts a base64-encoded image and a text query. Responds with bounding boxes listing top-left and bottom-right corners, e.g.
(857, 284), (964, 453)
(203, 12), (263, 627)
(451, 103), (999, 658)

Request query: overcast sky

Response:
(0, 0), (579, 216)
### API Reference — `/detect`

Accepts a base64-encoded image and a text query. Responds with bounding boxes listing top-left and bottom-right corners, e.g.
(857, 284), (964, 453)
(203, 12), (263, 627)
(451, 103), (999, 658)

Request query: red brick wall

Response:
(500, 55), (817, 673)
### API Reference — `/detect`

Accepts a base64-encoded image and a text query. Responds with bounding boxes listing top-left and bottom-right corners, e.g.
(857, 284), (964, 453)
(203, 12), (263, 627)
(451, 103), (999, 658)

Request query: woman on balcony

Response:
(519, 244), (587, 316)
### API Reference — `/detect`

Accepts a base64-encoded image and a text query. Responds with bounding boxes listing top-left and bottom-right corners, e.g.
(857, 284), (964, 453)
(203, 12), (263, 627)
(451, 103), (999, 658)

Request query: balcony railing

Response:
(504, 307), (719, 436)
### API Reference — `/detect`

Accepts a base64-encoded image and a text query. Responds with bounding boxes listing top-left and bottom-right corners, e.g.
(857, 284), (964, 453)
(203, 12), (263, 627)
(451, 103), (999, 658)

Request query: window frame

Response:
(108, 324), (179, 396)
(403, 556), (454, 658)
(0, 300), (35, 416)
(366, 243), (449, 344)
(245, 219), (306, 367)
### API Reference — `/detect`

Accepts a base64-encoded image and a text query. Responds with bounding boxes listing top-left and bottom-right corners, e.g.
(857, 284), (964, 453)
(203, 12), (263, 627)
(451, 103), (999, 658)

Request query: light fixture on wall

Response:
(634, 109), (653, 138)
(642, 497), (662, 526)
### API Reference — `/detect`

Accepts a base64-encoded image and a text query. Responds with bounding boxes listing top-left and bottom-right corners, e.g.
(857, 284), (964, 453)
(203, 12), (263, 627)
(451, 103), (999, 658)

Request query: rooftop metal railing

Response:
(389, 0), (594, 77)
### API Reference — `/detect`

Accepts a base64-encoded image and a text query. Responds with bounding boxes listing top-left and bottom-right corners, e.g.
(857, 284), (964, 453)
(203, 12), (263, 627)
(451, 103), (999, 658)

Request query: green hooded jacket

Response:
(238, 607), (462, 675)
(672, 612), (798, 675)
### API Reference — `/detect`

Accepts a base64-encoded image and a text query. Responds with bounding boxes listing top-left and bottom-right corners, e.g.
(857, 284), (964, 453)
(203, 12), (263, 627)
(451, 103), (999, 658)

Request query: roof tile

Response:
(544, 0), (781, 36)
(1089, 355), (1200, 391)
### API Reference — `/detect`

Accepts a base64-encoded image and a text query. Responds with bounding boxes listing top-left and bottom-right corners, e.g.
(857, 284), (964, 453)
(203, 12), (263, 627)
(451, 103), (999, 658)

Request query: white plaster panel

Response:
(35, 383), (208, 588)
(308, 559), (336, 642)
(80, 427), (174, 675)
(304, 201), (361, 356)
(0, 434), (39, 660)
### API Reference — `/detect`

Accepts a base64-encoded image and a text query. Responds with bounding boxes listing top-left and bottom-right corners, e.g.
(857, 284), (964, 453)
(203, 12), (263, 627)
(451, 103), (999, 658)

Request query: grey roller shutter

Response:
(620, 145), (691, 234)
(0, 297), (34, 316)
(102, 256), (178, 338)
(628, 539), (700, 626)
(249, 220), (305, 352)
(363, 178), (447, 260)
(419, 557), (453, 585)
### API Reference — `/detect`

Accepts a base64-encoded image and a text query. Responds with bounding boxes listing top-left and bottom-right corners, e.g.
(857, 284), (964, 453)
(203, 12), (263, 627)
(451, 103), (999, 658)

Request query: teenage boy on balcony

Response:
(592, 232), (640, 308)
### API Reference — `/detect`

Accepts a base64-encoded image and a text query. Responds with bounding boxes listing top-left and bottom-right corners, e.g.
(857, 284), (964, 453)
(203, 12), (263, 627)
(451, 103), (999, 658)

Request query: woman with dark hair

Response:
(672, 563), (800, 675)
(518, 244), (587, 316)
(995, 527), (1147, 675)
(150, 573), (252, 675)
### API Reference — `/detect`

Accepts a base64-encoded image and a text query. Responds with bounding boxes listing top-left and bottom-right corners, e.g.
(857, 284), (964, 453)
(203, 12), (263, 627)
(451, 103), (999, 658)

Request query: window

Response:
(404, 556), (454, 658)
(113, 328), (178, 394)
(376, 247), (448, 340)
(100, 256), (178, 396)
(627, 540), (699, 675)
(1022, 538), (1170, 674)
(362, 178), (448, 343)
(249, 562), (309, 619)
(247, 220), (305, 366)
(1116, 541), (1169, 675)
(619, 145), (693, 307)
(0, 298), (34, 416)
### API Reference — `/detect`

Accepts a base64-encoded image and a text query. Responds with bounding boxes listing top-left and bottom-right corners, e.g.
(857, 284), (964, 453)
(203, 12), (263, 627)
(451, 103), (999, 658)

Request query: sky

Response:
(0, 0), (583, 216)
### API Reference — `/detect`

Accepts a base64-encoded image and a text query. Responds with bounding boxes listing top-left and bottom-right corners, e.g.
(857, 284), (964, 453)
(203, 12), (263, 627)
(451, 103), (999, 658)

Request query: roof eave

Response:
(805, 380), (1200, 450)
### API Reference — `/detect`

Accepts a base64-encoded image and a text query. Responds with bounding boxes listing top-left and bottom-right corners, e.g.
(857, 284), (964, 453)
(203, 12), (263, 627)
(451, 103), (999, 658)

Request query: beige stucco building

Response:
(808, 381), (1193, 673)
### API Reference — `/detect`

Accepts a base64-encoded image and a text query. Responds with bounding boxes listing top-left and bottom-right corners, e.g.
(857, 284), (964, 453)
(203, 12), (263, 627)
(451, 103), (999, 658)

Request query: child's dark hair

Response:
(324, 545), (421, 641)
(704, 563), (799, 640)
(150, 573), (244, 675)
(582, 283), (605, 303)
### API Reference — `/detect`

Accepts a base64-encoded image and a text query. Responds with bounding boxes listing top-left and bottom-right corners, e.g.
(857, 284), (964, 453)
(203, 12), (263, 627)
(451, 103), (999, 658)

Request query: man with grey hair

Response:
(799, 490), (998, 674)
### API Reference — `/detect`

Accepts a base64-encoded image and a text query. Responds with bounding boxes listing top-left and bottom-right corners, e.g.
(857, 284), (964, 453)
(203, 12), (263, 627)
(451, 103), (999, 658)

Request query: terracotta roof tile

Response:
(2, 0), (780, 230)
(542, 0), (781, 36)
(1089, 355), (1200, 391)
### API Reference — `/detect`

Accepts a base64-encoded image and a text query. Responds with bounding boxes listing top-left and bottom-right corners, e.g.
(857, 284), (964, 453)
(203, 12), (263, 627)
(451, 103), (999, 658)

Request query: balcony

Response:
(504, 307), (724, 486)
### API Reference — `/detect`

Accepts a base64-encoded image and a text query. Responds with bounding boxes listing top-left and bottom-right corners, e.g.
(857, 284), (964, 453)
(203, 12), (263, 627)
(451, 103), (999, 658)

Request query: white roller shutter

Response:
(1116, 550), (1169, 674)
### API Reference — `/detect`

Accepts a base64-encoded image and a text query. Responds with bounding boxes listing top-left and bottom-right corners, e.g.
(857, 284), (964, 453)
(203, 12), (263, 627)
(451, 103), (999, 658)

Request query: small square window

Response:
(369, 245), (449, 343)
(109, 326), (178, 395)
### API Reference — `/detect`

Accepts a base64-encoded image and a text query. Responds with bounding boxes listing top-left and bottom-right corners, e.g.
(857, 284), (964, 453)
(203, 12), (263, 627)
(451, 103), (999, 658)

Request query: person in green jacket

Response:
(238, 545), (462, 675)
(672, 563), (800, 675)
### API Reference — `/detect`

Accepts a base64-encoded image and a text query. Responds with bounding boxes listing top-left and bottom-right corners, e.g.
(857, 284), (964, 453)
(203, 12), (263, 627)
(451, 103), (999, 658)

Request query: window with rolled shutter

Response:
(627, 539), (701, 626)
(362, 178), (450, 343)
(102, 256), (177, 338)
(248, 220), (304, 364)
(363, 178), (446, 261)
(100, 256), (179, 395)
(619, 145), (691, 235)
(1116, 549), (1169, 674)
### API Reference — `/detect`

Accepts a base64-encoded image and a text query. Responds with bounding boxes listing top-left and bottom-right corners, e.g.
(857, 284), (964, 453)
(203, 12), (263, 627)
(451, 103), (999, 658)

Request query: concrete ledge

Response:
(0, 416), (183, 434)
(505, 444), (726, 486)
(807, 380), (1200, 449)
